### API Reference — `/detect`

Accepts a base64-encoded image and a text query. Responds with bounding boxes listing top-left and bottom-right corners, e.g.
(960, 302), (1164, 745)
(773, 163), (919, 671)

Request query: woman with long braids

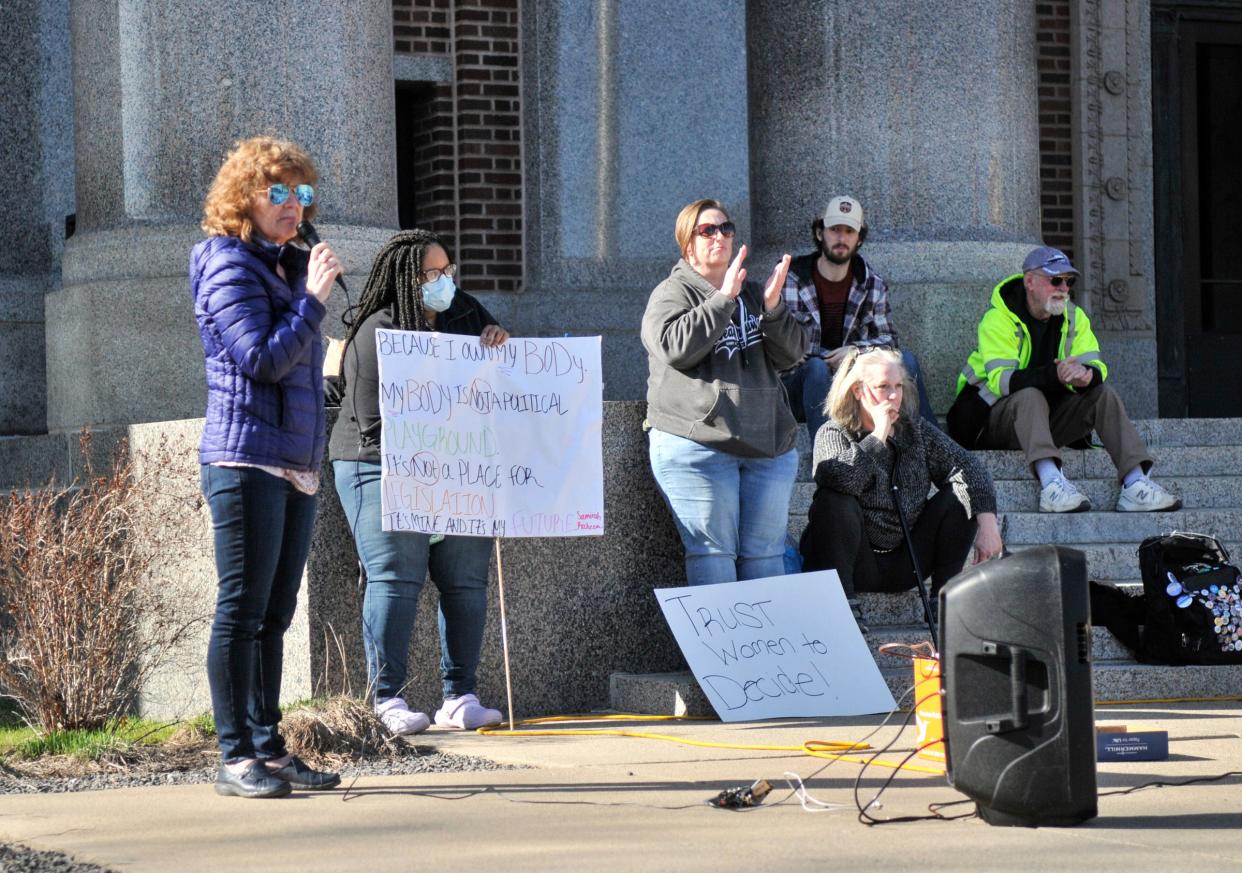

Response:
(329, 230), (508, 735)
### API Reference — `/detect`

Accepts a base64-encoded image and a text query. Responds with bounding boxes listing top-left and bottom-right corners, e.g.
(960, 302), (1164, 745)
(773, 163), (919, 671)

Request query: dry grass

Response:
(281, 696), (411, 767)
(1, 696), (419, 781)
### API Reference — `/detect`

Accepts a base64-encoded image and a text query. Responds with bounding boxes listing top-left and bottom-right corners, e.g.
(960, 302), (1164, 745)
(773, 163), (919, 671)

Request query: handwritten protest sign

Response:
(377, 331), (603, 538)
(656, 571), (896, 721)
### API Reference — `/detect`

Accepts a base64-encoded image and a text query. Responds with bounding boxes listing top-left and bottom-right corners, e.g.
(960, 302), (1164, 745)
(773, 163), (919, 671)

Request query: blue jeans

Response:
(780, 356), (831, 444)
(902, 350), (940, 430)
(648, 428), (798, 586)
(333, 460), (491, 702)
(201, 464), (317, 762)
(782, 349), (940, 440)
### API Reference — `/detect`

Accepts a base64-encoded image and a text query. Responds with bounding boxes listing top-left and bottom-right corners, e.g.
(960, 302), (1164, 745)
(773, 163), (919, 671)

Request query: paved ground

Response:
(1, 701), (1240, 872)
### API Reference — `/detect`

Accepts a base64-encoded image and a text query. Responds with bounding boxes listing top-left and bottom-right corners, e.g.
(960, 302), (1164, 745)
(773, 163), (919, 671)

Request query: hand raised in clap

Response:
(718, 244), (748, 300)
(762, 254), (792, 311)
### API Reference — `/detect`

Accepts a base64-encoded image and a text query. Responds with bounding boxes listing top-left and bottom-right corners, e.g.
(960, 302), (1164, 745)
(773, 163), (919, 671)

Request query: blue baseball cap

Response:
(1022, 246), (1079, 276)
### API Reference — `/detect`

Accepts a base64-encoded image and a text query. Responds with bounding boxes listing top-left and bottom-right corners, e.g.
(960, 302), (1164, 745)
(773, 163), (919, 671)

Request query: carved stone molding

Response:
(1072, 0), (1154, 336)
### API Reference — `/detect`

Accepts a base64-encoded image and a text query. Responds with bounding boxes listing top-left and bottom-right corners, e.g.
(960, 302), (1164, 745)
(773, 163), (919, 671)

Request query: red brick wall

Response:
(392, 0), (524, 294)
(393, 0), (450, 53)
(1036, 0), (1074, 260)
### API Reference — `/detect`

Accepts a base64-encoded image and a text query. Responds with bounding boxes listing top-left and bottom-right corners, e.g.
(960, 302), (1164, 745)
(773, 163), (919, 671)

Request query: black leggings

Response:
(799, 487), (977, 598)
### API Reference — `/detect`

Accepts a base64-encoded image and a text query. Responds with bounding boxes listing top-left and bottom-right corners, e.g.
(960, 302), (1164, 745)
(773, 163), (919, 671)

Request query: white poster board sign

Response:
(376, 331), (603, 538)
(656, 571), (896, 721)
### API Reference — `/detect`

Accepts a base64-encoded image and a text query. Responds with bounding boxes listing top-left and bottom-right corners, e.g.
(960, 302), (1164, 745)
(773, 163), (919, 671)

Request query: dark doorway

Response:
(395, 81), (433, 231)
(1153, 5), (1242, 417)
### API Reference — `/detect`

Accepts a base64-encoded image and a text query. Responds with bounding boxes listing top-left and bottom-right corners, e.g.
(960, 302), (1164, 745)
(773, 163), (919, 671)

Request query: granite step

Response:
(798, 444), (1242, 482)
(787, 509), (1242, 546)
(609, 660), (1242, 719)
(863, 624), (1132, 668)
(732, 418), (1242, 718)
(849, 584), (1144, 627)
(997, 508), (1242, 545)
(992, 475), (1239, 511)
(789, 477), (1242, 516)
(792, 418), (1242, 480)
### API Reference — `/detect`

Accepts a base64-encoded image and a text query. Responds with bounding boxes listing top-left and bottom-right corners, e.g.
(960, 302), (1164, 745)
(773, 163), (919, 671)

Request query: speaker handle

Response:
(981, 642), (1029, 733)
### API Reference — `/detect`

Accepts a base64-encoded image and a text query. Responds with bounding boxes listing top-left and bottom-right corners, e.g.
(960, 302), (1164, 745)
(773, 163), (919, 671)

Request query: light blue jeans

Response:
(648, 428), (798, 586)
(333, 460), (491, 701)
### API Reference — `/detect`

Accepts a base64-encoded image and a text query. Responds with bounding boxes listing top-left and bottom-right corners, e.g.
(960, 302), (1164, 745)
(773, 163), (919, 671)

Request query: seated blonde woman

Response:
(799, 348), (1003, 631)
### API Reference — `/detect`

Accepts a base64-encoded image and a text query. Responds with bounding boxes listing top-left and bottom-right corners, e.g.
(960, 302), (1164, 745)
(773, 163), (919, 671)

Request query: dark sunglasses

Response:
(263, 183), (315, 207)
(1049, 275), (1076, 288)
(695, 221), (736, 239)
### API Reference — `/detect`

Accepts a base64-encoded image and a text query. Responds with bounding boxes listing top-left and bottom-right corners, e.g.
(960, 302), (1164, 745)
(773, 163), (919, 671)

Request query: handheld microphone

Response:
(297, 220), (349, 295)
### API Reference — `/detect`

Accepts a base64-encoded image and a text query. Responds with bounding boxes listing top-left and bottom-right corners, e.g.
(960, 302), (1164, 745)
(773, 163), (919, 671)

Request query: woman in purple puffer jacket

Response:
(191, 136), (342, 799)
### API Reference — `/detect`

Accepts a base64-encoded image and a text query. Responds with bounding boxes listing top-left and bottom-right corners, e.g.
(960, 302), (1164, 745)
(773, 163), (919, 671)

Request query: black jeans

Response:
(800, 487), (977, 598)
(201, 465), (317, 762)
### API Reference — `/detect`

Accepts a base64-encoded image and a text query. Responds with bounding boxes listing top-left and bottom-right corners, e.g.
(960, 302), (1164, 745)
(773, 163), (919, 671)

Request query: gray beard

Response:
(1045, 299), (1068, 317)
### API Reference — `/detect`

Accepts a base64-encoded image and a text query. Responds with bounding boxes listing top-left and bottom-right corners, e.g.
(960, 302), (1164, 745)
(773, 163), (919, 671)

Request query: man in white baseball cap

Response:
(779, 195), (936, 444)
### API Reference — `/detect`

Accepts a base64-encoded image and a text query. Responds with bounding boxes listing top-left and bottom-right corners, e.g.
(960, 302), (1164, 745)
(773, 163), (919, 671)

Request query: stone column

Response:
(48, 0), (399, 430)
(0, 0), (73, 435)
(519, 0), (752, 400)
(747, 0), (1043, 412)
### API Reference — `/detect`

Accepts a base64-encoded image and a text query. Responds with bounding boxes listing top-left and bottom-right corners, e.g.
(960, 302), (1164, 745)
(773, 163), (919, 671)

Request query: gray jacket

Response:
(641, 259), (806, 458)
(811, 417), (997, 551)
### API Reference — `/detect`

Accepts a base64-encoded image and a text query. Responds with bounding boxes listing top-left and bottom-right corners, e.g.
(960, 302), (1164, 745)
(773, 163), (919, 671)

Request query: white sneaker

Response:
(1117, 478), (1182, 512)
(375, 697), (430, 736)
(1039, 477), (1091, 513)
(434, 694), (503, 730)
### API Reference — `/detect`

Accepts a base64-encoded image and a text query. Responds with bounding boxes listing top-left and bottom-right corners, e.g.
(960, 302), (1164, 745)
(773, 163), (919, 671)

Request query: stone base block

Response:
(48, 223), (396, 431)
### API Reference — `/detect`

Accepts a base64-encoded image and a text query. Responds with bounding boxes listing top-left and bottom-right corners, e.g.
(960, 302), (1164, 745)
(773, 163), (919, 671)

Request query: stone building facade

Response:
(2, 0), (1237, 436)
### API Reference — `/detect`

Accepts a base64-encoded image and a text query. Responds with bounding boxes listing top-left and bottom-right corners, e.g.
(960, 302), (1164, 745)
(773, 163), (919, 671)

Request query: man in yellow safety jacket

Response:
(947, 246), (1179, 513)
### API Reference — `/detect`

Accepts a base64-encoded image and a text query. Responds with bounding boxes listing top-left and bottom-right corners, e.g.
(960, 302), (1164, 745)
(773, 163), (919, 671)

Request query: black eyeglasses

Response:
(1050, 275), (1076, 288)
(419, 263), (457, 283)
(695, 221), (736, 239)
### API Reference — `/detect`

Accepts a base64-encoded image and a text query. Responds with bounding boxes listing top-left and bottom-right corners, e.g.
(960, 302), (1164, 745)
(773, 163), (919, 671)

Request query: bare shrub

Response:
(0, 431), (205, 732)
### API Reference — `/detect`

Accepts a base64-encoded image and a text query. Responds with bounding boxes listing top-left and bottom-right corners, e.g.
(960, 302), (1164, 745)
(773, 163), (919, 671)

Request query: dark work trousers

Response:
(800, 487), (977, 598)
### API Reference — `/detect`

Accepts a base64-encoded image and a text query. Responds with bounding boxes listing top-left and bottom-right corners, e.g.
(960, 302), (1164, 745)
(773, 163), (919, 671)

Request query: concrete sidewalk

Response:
(1, 702), (1240, 872)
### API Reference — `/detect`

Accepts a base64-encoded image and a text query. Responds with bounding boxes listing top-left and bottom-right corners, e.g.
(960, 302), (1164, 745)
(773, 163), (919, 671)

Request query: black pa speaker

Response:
(939, 545), (1097, 827)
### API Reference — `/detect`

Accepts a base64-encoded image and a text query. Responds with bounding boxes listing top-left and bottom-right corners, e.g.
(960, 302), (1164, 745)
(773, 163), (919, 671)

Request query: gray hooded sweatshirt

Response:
(641, 258), (807, 458)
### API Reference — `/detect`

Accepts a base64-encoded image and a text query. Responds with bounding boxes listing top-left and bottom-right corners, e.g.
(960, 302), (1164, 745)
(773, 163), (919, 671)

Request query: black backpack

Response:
(1136, 531), (1242, 665)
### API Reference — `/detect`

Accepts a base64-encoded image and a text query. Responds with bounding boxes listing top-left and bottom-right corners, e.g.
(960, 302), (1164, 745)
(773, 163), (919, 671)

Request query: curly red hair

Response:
(201, 136), (319, 242)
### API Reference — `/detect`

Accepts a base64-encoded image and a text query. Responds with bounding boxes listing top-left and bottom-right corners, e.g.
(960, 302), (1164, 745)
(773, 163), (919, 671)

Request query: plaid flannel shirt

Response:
(780, 251), (898, 360)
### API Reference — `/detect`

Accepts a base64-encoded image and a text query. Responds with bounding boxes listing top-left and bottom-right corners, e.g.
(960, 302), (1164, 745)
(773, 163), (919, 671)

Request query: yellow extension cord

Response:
(475, 695), (1242, 778)
(477, 713), (947, 775)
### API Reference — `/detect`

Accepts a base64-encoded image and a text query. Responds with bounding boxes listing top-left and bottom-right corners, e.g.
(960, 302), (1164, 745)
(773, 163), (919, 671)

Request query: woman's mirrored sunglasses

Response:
(695, 221), (736, 239)
(263, 183), (315, 207)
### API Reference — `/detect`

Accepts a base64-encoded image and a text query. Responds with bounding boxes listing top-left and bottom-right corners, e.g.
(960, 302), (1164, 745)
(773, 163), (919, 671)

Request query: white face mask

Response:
(421, 274), (456, 312)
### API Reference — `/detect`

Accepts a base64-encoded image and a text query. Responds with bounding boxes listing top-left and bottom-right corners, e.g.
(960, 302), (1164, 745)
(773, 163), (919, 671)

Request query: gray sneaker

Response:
(1039, 478), (1091, 513)
(1116, 478), (1181, 512)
